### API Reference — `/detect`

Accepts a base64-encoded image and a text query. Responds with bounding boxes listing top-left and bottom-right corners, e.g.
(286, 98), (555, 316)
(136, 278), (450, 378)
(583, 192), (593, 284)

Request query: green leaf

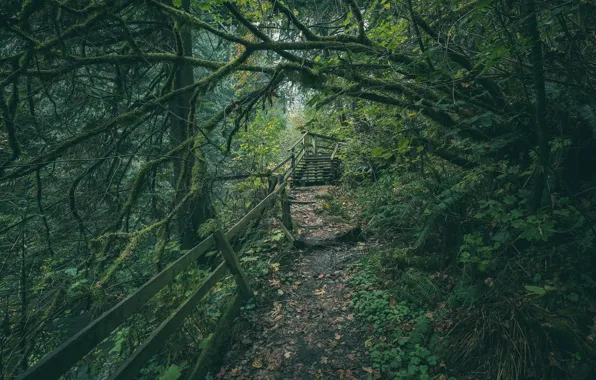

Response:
(371, 147), (384, 158)
(477, 0), (493, 9)
(173, 0), (182, 7)
(524, 285), (546, 295)
(159, 364), (182, 380)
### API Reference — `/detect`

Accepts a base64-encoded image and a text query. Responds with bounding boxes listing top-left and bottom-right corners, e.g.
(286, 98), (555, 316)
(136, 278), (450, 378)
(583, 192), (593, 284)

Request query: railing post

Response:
(303, 134), (308, 154)
(312, 136), (317, 155)
(214, 230), (253, 298)
(280, 184), (292, 231)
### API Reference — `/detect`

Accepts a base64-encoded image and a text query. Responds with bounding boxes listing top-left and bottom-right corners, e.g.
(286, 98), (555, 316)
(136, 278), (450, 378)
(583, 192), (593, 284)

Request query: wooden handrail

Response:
(306, 132), (344, 142)
(331, 143), (340, 160)
(269, 154), (292, 174)
(288, 131), (308, 151)
(109, 262), (229, 380)
(212, 154), (293, 182)
(17, 236), (216, 380)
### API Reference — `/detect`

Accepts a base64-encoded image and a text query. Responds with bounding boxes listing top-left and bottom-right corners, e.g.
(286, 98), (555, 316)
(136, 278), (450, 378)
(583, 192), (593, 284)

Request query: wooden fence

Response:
(17, 132), (340, 380)
(18, 157), (296, 380)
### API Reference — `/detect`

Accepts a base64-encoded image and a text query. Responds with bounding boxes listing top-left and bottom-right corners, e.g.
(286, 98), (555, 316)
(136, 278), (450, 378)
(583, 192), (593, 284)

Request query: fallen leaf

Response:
(335, 333), (342, 340)
(230, 367), (240, 376)
(363, 367), (373, 374)
(313, 288), (326, 296)
(268, 279), (281, 287)
(320, 356), (328, 364)
(347, 314), (354, 321)
(284, 352), (292, 359)
(252, 358), (263, 369)
(270, 263), (280, 271)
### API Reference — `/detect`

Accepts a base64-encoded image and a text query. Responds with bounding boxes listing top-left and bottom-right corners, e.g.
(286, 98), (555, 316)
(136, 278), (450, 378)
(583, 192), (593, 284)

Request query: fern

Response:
(409, 315), (431, 347)
(400, 269), (442, 306)
(415, 186), (468, 248)
(577, 104), (596, 131)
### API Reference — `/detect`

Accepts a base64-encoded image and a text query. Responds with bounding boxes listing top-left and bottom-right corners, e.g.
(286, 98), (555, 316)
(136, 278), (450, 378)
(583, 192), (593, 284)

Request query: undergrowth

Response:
(343, 161), (596, 379)
(349, 254), (451, 380)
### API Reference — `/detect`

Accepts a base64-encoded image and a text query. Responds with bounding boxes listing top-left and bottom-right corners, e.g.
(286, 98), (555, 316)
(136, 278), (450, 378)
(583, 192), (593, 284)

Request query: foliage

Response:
(349, 259), (448, 380)
(1, 0), (595, 377)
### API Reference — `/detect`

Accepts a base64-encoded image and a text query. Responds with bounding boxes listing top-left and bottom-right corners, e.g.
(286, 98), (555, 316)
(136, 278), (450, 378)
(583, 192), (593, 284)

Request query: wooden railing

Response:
(288, 132), (344, 173)
(288, 132), (344, 184)
(18, 158), (295, 380)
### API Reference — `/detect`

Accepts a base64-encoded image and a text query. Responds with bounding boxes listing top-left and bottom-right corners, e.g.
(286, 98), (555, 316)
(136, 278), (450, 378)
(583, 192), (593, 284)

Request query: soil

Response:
(216, 186), (373, 379)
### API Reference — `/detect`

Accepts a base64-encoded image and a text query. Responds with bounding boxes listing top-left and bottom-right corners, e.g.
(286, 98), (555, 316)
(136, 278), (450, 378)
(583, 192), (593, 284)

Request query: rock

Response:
(334, 226), (363, 243)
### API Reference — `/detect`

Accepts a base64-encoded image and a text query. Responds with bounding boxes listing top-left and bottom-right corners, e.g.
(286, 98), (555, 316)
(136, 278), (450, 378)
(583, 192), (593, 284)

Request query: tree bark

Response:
(169, 0), (214, 249)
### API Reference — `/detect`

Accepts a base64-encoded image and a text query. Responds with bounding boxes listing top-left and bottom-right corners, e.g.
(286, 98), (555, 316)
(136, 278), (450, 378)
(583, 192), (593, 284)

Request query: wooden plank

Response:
(214, 230), (253, 297)
(270, 155), (292, 174)
(108, 262), (228, 380)
(331, 143), (340, 160)
(225, 183), (285, 240)
(278, 218), (295, 244)
(292, 149), (305, 179)
(288, 131), (308, 151)
(307, 132), (344, 142)
(280, 185), (292, 231)
(17, 236), (217, 380)
(213, 173), (270, 181)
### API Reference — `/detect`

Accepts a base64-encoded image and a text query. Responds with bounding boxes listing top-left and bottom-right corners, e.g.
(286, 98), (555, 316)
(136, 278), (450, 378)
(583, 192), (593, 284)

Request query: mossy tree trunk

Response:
(169, 0), (214, 249)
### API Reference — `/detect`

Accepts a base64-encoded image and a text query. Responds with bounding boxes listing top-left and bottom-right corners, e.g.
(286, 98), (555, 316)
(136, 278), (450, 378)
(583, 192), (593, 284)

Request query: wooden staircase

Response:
(293, 154), (337, 186)
(288, 132), (343, 187)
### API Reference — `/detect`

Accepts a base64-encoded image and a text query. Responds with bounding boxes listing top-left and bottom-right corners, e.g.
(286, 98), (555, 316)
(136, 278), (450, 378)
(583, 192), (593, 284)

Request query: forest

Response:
(1, 0), (595, 379)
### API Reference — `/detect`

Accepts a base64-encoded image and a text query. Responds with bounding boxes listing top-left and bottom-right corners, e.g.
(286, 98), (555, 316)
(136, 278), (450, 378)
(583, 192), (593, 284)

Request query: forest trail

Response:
(217, 186), (374, 379)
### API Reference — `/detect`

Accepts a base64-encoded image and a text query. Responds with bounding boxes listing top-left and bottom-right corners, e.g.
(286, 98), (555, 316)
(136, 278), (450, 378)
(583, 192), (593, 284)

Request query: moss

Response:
(153, 223), (169, 274)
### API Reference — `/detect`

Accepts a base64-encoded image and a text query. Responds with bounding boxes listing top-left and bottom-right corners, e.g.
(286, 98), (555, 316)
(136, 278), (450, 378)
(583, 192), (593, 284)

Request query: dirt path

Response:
(217, 186), (372, 379)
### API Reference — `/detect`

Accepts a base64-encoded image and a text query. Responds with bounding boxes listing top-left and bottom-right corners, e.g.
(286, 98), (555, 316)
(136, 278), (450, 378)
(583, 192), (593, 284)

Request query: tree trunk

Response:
(525, 0), (549, 213)
(169, 0), (214, 249)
